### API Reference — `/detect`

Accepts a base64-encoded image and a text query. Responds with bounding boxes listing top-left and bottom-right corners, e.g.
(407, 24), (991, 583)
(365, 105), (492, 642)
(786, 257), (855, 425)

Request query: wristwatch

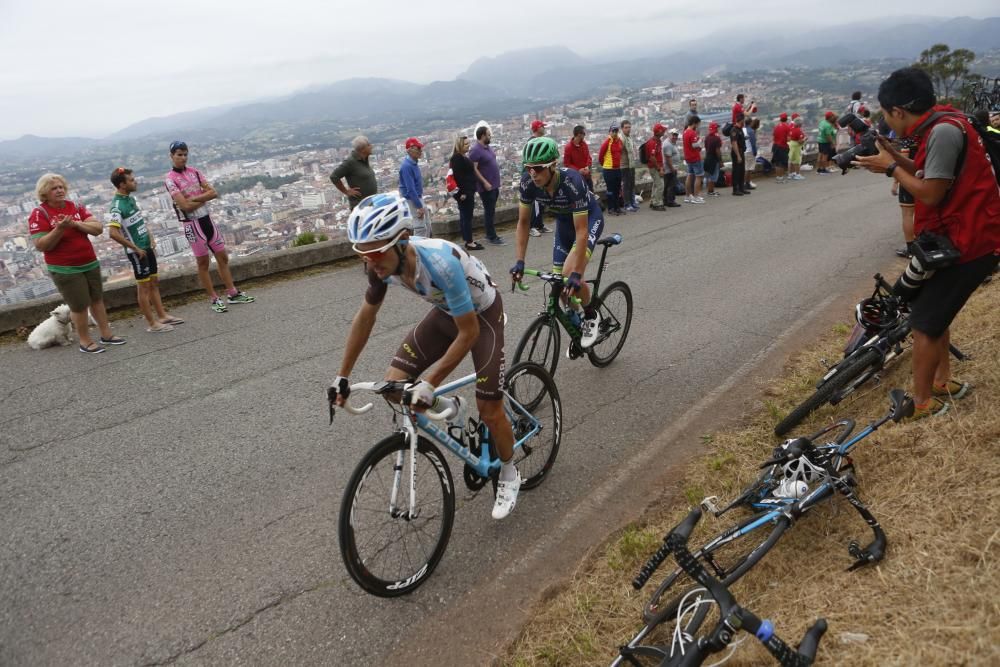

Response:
(885, 162), (898, 178)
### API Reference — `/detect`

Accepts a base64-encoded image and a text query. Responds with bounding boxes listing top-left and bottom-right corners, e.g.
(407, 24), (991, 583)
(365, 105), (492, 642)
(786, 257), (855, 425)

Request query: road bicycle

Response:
(615, 389), (913, 662)
(512, 233), (633, 377)
(618, 508), (828, 666)
(773, 273), (965, 436)
(333, 361), (561, 596)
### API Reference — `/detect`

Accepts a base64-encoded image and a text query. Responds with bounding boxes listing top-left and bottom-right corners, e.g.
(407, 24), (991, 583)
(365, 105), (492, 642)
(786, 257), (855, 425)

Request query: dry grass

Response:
(504, 280), (1000, 667)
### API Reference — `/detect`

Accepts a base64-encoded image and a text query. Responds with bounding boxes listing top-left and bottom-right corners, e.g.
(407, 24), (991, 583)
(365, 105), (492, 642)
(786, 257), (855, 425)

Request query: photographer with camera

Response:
(855, 67), (1000, 420)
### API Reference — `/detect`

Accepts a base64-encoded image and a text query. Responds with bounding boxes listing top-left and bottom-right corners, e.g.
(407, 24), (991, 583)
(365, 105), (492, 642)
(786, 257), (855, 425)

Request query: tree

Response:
(916, 44), (976, 102)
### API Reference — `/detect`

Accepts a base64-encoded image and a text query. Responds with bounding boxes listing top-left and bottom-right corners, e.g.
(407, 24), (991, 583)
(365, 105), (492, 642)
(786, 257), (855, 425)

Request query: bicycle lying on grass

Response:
(616, 389), (913, 663)
(512, 233), (633, 377)
(332, 361), (561, 596)
(618, 508), (828, 666)
(773, 273), (965, 436)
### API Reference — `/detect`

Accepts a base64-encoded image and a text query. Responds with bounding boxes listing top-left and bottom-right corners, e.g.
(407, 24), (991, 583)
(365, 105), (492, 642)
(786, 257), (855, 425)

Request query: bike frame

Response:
(387, 372), (542, 520)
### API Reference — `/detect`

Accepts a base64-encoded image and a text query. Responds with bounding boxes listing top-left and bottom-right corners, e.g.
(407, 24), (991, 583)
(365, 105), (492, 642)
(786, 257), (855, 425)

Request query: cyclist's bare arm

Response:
(514, 203), (532, 264)
(171, 184), (217, 212)
(422, 310), (479, 387)
(564, 210), (590, 273)
(335, 300), (382, 403)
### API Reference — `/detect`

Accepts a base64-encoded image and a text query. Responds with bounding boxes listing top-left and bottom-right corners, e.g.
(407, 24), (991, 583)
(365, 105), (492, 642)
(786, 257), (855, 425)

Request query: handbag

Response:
(911, 232), (961, 270)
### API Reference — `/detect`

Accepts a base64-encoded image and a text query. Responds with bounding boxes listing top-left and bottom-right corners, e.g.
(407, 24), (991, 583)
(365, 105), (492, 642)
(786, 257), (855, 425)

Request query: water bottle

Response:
(773, 478), (808, 499)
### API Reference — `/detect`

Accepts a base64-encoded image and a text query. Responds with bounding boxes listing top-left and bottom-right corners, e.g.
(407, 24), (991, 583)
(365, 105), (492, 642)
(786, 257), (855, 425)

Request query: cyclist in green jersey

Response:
(108, 168), (184, 332)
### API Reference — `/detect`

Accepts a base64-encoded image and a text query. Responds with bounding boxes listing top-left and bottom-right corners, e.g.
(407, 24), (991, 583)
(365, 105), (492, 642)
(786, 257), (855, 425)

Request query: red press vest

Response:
(910, 105), (1000, 263)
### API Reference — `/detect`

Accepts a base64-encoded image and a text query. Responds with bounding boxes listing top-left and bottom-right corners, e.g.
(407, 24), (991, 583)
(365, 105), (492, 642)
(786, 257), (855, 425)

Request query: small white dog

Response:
(27, 304), (97, 350)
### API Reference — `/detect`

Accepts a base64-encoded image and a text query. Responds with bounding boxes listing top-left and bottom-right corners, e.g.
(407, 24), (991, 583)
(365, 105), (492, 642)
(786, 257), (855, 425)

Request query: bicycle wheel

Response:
(338, 433), (455, 597)
(773, 348), (882, 436)
(588, 281), (633, 367)
(504, 361), (561, 490)
(512, 314), (560, 378)
(642, 512), (789, 630)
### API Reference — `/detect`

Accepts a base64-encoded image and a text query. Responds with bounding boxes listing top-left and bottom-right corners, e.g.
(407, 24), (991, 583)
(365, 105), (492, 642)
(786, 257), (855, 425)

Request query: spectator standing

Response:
(729, 114), (749, 196)
(817, 111), (837, 174)
(856, 66), (1000, 419)
(772, 113), (791, 183)
(682, 115), (705, 204)
(732, 94), (745, 122)
(28, 173), (123, 353)
(620, 120), (638, 212)
(845, 91), (864, 145)
(449, 134), (484, 251)
(563, 125), (593, 191)
(744, 117), (759, 190)
(108, 168), (183, 333)
(469, 125), (505, 245)
(526, 120), (553, 236)
(165, 141), (254, 313)
(703, 122), (723, 197)
(684, 98), (699, 127)
(398, 137), (433, 238)
(662, 129), (682, 207)
(788, 115), (806, 180)
(645, 123), (667, 210)
(989, 112), (1000, 134)
(598, 124), (624, 215)
(330, 136), (377, 210)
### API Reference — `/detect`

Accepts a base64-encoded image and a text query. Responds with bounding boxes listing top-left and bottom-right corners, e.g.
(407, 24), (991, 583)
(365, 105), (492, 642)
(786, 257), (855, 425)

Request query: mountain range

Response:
(2, 16), (998, 165)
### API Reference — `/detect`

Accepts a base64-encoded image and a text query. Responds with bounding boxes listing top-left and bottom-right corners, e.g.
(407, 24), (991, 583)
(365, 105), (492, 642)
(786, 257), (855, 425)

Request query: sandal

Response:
(79, 343), (106, 354)
(147, 324), (174, 333)
(99, 336), (127, 345)
(161, 316), (185, 325)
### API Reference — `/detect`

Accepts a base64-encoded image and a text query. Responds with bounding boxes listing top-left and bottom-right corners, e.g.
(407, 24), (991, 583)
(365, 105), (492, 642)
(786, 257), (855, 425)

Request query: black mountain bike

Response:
(512, 233), (633, 377)
(773, 273), (965, 436)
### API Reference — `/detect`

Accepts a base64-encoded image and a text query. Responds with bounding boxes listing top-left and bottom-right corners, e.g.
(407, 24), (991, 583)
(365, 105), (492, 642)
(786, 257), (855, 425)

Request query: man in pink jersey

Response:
(164, 141), (254, 312)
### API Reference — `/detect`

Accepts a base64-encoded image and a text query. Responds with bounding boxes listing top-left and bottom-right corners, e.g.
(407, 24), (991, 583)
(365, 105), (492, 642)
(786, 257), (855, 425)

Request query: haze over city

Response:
(1, 0), (999, 140)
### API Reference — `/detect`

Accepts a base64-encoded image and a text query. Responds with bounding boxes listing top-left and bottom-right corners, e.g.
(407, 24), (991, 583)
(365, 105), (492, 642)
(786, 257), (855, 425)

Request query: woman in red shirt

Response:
(28, 173), (123, 353)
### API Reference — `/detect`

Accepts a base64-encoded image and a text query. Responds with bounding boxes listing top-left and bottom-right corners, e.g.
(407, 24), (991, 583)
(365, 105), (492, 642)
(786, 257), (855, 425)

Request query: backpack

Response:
(925, 111), (1000, 188)
(721, 121), (733, 138)
(638, 140), (649, 165)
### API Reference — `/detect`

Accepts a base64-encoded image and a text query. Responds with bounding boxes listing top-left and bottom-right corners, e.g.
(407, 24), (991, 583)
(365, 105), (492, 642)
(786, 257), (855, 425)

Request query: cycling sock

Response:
(499, 459), (518, 482)
(583, 305), (598, 319)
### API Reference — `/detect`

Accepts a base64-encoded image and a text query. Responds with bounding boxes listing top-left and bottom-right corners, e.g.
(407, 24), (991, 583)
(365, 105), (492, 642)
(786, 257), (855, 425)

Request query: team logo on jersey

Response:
(477, 376), (488, 384)
(403, 343), (417, 359)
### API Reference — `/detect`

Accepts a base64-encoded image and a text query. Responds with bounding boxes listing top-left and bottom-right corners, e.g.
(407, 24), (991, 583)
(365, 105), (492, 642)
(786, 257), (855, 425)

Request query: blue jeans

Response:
(478, 188), (499, 240)
(603, 168), (622, 212)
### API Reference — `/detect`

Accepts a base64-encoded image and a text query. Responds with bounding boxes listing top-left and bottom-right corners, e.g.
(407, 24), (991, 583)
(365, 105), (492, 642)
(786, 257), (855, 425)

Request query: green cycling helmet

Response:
(522, 136), (560, 166)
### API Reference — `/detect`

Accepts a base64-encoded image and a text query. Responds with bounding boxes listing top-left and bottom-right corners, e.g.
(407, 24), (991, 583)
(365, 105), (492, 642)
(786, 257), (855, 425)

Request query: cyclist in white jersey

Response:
(329, 193), (521, 519)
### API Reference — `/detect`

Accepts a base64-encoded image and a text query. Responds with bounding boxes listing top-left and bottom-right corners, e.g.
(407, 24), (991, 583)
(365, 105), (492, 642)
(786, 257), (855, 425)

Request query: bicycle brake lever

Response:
(329, 402), (336, 425)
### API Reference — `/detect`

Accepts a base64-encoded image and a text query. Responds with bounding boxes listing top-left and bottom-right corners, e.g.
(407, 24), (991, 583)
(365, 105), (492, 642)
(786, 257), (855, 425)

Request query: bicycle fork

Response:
(389, 417), (420, 521)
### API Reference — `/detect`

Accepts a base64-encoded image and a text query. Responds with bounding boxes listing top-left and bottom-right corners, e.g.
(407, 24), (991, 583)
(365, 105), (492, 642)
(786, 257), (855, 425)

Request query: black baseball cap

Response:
(169, 140), (188, 154)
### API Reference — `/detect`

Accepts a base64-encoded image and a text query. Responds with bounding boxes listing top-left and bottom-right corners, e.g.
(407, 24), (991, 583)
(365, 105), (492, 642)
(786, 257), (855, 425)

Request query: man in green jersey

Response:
(108, 168), (184, 332)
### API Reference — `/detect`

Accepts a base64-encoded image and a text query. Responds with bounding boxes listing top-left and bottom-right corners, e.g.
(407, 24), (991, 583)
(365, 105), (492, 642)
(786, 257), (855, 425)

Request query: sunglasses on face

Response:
(525, 161), (556, 175)
(352, 236), (401, 259)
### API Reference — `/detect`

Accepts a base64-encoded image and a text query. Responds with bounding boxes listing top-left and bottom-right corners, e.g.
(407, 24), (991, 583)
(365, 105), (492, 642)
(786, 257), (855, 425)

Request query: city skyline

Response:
(1, 2), (998, 140)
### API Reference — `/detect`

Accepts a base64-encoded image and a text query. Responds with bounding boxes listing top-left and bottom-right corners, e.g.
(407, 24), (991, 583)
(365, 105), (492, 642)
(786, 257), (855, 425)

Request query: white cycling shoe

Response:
(579, 311), (602, 348)
(492, 470), (522, 520)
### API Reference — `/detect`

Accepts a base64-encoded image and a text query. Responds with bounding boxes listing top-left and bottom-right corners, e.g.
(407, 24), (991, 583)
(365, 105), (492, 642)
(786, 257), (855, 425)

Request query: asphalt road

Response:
(1, 171), (904, 666)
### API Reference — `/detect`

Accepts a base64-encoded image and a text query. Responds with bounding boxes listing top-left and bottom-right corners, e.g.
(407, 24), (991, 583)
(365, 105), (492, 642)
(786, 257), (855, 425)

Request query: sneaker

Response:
(650, 204), (666, 211)
(683, 196), (692, 203)
(707, 191), (721, 197)
(775, 177), (785, 184)
(747, 182), (757, 189)
(932, 379), (970, 400)
(529, 227), (541, 237)
(78, 343), (106, 354)
(579, 311), (602, 348)
(487, 236), (506, 246)
(99, 335), (126, 345)
(464, 241), (485, 251)
(491, 471), (522, 519)
(895, 247), (912, 259)
(227, 291), (255, 304)
(691, 197), (706, 204)
(540, 225), (553, 234)
(732, 191), (744, 196)
(211, 297), (228, 313)
(909, 396), (949, 421)
(626, 205), (640, 212)
(666, 202), (682, 207)
(741, 189), (751, 195)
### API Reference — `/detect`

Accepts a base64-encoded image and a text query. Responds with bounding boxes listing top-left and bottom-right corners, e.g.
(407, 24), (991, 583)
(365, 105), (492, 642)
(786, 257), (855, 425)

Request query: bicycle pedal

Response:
(700, 496), (722, 517)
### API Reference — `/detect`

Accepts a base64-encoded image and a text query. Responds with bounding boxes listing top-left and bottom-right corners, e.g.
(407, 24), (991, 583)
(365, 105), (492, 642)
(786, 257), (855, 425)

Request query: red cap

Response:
(708, 121), (719, 132)
(530, 119), (546, 132)
(405, 137), (423, 150)
(825, 110), (836, 120)
(791, 113), (800, 119)
(779, 113), (788, 121)
(653, 122), (666, 134)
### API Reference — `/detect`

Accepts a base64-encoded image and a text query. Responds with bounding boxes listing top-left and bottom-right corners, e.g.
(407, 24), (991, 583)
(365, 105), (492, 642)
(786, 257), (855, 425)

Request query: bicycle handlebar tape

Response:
(797, 619), (828, 664)
(632, 541), (671, 590)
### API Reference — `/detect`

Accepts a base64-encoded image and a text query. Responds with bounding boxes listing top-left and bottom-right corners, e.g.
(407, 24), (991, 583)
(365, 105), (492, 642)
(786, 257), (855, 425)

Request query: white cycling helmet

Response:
(347, 192), (413, 249)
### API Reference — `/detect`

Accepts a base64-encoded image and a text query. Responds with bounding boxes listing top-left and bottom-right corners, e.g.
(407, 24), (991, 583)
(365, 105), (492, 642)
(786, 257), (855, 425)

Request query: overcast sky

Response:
(0, 1), (997, 141)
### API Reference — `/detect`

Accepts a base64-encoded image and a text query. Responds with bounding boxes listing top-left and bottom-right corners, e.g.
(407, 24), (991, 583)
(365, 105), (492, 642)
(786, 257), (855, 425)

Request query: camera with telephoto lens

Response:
(833, 113), (880, 174)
